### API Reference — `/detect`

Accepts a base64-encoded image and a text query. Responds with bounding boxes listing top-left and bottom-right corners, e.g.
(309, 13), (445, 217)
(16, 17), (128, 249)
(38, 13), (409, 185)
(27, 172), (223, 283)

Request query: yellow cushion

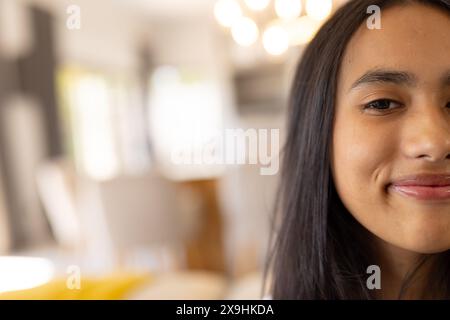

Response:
(0, 272), (152, 300)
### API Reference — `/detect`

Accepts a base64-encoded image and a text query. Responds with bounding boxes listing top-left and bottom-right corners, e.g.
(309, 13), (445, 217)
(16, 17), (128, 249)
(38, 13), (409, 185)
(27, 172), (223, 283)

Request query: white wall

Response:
(20, 0), (149, 72)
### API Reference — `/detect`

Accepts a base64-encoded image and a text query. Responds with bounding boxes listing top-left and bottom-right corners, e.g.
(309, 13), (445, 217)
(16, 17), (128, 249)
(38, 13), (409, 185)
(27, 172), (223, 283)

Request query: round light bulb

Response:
(263, 25), (289, 55)
(244, 0), (271, 11)
(285, 16), (321, 46)
(231, 17), (259, 47)
(275, 0), (302, 20)
(214, 0), (242, 28)
(306, 0), (332, 21)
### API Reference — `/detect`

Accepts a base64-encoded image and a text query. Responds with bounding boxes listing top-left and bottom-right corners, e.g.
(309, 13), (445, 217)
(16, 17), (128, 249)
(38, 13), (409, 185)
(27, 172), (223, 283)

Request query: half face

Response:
(331, 3), (450, 254)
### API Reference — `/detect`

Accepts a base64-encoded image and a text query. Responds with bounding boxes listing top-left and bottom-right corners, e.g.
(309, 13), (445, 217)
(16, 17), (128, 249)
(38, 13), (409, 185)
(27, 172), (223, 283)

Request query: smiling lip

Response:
(389, 174), (450, 201)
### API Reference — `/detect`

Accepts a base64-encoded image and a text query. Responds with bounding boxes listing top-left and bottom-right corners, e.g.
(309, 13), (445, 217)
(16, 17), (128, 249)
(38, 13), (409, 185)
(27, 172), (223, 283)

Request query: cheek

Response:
(331, 114), (450, 253)
(331, 116), (395, 207)
(331, 113), (400, 246)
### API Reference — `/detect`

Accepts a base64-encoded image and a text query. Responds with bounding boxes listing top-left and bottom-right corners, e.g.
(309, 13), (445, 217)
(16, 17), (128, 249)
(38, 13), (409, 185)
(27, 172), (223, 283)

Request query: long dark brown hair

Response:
(265, 0), (450, 299)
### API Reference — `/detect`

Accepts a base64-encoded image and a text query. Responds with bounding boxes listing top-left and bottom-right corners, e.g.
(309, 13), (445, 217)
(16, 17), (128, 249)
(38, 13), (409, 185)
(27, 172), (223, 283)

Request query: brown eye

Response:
(363, 99), (400, 111)
(364, 99), (400, 110)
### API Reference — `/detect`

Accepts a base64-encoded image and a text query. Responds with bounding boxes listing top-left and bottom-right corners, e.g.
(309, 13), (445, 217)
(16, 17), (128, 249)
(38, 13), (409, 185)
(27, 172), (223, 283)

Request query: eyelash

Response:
(362, 99), (403, 113)
(362, 99), (450, 114)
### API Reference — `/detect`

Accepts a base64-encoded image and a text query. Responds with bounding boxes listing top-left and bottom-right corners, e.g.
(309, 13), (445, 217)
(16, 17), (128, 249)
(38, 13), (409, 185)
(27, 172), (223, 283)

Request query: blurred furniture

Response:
(35, 158), (79, 249)
(0, 3), (63, 250)
(84, 171), (196, 271)
(224, 271), (266, 300)
(0, 271), (151, 299)
(126, 270), (227, 300)
(0, 95), (52, 248)
(0, 269), (266, 300)
(36, 158), (211, 273)
(181, 179), (226, 273)
(218, 162), (278, 278)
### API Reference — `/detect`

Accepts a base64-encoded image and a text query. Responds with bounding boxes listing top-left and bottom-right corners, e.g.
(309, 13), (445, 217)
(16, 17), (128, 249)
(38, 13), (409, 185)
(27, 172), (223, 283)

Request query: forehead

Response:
(339, 4), (450, 89)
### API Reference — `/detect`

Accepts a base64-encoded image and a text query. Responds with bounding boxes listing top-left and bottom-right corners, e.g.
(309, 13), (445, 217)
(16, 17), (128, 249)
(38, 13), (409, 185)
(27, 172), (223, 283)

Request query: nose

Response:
(401, 104), (450, 162)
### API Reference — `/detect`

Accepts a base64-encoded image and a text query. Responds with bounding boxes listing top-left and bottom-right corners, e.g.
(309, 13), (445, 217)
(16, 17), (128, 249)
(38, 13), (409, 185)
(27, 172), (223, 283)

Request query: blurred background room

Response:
(0, 0), (346, 299)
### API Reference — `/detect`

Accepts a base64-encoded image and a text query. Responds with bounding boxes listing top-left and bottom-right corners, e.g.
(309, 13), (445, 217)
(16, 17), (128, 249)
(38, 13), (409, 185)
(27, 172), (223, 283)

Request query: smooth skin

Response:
(331, 3), (450, 299)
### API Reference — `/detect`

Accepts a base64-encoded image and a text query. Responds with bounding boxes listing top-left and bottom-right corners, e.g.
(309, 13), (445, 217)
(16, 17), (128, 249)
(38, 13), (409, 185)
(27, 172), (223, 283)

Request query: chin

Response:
(404, 243), (450, 254)
(388, 209), (450, 254)
(396, 231), (450, 254)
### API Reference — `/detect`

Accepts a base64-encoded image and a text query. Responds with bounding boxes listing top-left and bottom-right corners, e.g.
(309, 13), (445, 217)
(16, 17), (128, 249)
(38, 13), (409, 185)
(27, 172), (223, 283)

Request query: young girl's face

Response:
(331, 3), (450, 254)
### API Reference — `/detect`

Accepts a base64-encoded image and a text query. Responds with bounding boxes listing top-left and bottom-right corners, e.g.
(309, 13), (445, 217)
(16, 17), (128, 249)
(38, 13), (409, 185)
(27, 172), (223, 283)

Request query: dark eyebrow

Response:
(349, 69), (417, 91)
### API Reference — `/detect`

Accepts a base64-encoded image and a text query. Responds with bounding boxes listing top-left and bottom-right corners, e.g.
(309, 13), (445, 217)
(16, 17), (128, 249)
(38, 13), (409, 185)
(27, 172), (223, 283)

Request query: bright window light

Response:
(72, 76), (119, 180)
(149, 66), (225, 180)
